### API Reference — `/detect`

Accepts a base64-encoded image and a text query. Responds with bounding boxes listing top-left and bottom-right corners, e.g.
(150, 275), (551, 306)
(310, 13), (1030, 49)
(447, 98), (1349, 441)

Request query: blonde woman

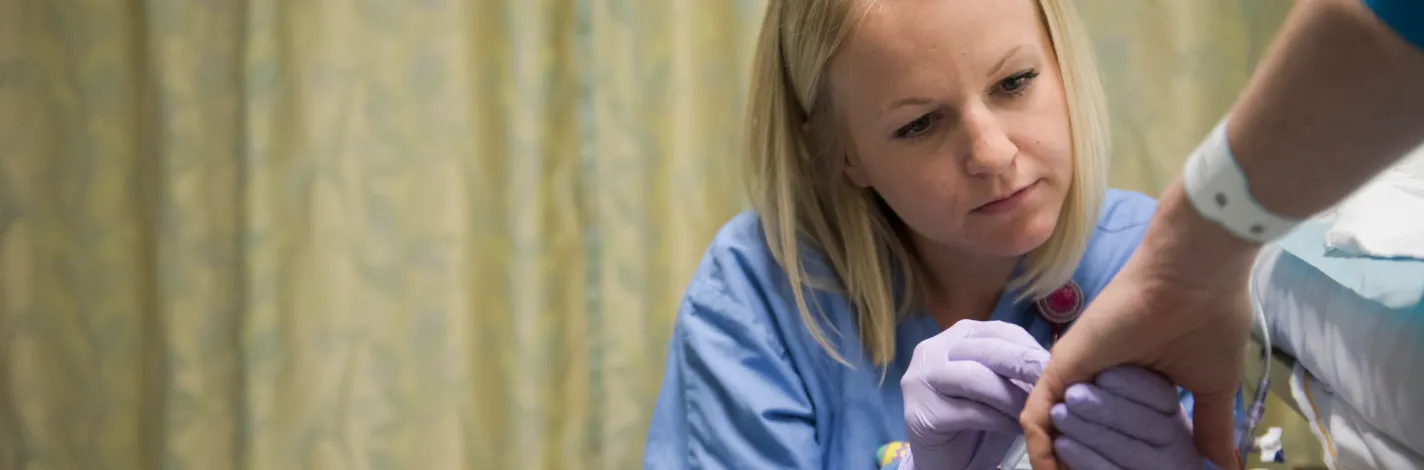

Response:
(645, 0), (1233, 468)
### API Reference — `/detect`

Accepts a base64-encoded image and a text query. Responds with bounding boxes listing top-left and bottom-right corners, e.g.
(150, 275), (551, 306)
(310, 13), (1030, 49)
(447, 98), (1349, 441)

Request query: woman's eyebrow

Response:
(880, 96), (935, 117)
(987, 44), (1028, 79)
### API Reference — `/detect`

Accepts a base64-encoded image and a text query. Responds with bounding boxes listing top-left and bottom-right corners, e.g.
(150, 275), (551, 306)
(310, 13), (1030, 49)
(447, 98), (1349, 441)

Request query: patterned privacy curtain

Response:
(1078, 0), (1293, 193)
(0, 1), (1304, 470)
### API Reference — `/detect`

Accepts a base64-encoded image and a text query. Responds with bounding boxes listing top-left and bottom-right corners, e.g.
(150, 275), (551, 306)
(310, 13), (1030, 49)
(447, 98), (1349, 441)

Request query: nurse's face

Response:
(826, 0), (1072, 259)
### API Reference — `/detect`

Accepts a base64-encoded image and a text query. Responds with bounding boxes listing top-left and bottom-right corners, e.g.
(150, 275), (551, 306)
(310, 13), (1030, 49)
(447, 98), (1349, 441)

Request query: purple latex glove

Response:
(900, 320), (1049, 470)
(1050, 366), (1212, 470)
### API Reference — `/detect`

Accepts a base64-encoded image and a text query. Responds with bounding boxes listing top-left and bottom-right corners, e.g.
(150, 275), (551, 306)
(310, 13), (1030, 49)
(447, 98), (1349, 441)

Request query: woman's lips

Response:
(973, 180), (1041, 214)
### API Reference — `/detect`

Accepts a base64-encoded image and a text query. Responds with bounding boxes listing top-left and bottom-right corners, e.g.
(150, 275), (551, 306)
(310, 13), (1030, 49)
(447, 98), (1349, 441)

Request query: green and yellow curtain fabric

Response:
(0, 1), (1308, 469)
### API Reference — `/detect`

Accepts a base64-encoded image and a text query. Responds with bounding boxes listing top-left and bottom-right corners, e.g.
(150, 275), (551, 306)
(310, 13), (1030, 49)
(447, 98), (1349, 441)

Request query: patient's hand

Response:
(1050, 366), (1221, 470)
(1023, 183), (1254, 470)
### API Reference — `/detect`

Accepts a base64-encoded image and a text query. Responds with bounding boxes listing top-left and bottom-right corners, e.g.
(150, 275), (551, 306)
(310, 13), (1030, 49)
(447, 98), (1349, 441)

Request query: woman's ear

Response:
(843, 153), (870, 188)
(803, 121), (871, 188)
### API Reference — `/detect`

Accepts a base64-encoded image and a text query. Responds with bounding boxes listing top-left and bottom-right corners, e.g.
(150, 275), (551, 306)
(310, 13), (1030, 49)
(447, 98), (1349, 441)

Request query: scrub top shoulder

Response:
(643, 189), (1159, 470)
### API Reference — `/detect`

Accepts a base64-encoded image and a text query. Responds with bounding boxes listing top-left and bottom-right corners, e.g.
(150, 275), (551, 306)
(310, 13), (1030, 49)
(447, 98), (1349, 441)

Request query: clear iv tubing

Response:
(1237, 250), (1274, 463)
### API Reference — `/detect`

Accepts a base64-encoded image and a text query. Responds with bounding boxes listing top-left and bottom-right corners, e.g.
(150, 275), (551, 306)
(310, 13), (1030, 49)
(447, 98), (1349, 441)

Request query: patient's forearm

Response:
(1229, 0), (1424, 219)
(1136, 0), (1424, 285)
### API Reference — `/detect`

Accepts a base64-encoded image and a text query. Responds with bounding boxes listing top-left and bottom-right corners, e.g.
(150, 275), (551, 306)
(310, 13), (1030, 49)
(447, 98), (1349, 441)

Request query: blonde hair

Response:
(744, 0), (1110, 367)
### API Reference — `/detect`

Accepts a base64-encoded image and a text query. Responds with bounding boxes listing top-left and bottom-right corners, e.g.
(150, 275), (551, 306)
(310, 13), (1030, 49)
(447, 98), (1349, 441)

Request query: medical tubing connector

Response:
(1236, 249), (1274, 463)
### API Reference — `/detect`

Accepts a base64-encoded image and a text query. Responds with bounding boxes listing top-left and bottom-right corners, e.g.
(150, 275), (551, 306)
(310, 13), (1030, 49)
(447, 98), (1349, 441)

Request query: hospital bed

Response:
(1243, 218), (1424, 469)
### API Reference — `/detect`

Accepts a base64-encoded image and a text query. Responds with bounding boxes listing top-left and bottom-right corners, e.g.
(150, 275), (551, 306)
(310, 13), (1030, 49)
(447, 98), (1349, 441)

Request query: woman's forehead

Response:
(841, 0), (1046, 63)
(827, 0), (1050, 100)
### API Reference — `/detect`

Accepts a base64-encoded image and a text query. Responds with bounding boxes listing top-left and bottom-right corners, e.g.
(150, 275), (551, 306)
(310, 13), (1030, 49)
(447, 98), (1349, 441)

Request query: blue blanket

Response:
(1277, 219), (1424, 312)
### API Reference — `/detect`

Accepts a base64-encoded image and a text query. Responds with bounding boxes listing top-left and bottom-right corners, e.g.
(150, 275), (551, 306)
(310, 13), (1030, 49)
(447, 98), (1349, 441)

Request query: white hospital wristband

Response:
(1182, 120), (1302, 243)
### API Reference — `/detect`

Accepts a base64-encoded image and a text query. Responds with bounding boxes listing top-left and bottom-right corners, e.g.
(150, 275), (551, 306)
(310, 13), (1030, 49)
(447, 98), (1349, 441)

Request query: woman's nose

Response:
(963, 109), (1018, 176)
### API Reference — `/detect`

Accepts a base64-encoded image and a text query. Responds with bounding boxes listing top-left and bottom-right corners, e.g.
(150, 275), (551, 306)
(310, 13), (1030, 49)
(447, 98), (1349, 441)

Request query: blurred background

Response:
(0, 0), (1321, 469)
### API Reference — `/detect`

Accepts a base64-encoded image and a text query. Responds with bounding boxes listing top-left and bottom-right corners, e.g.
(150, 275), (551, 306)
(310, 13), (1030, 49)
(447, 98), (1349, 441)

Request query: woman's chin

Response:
(975, 213), (1059, 257)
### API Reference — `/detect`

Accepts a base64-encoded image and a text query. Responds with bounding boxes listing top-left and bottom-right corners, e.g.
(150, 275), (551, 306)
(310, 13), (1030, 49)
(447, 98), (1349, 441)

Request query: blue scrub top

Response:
(644, 190), (1164, 469)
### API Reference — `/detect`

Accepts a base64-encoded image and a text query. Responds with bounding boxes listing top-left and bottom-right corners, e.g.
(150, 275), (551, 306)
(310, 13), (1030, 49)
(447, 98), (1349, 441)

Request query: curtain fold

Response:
(0, 1), (1301, 469)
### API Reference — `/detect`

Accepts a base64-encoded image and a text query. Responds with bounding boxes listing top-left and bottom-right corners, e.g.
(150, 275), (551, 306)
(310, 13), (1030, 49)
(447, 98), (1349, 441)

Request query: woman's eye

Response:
(894, 113), (939, 139)
(997, 69), (1039, 95)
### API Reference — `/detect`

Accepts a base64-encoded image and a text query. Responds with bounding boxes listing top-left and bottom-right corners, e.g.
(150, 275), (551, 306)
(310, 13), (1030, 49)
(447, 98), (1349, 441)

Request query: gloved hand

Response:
(1050, 366), (1221, 470)
(900, 320), (1049, 470)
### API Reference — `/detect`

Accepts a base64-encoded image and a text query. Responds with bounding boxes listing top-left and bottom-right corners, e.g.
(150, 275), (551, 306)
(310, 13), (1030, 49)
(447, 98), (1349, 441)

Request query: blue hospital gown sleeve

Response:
(643, 236), (820, 469)
(1365, 0), (1424, 50)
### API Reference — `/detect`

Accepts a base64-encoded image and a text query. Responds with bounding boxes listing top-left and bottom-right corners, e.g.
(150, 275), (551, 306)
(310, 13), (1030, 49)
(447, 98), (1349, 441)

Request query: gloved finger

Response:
(1050, 403), (1161, 470)
(908, 396), (1023, 436)
(1054, 437), (1125, 470)
(923, 360), (1031, 419)
(1062, 383), (1179, 447)
(1094, 366), (1180, 414)
(962, 320), (1042, 349)
(943, 337), (1050, 384)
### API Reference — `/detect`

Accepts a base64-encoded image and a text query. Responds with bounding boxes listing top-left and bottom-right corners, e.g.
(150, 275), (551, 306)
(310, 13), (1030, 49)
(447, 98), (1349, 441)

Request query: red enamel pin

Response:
(1036, 281), (1084, 328)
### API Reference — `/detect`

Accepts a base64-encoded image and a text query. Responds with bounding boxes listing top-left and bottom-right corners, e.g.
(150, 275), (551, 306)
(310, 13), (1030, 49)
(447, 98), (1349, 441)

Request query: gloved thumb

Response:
(1190, 391), (1242, 470)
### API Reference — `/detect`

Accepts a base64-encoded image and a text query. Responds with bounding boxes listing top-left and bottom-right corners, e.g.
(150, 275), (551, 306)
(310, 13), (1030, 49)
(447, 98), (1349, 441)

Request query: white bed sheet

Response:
(1251, 245), (1424, 465)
